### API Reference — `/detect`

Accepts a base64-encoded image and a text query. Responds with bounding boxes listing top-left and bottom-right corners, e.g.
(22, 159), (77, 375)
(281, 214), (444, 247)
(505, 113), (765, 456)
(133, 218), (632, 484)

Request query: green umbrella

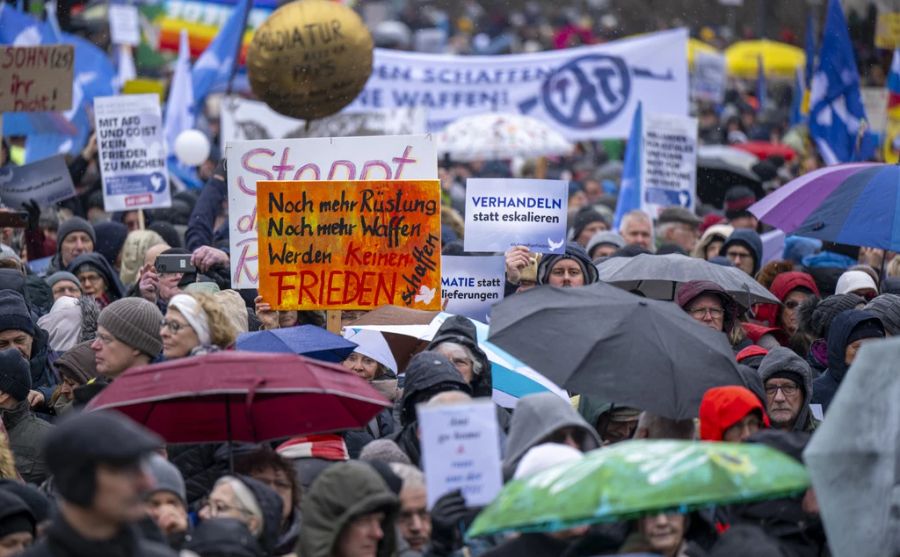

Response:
(467, 439), (809, 538)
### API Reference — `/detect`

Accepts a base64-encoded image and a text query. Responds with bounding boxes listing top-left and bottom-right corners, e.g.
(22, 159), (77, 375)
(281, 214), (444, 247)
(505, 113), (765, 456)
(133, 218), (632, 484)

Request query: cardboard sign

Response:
(94, 94), (171, 211)
(464, 178), (568, 254)
(0, 155), (75, 209)
(226, 135), (438, 289)
(640, 113), (699, 218)
(0, 45), (73, 112)
(417, 400), (503, 508)
(441, 256), (505, 322)
(256, 180), (442, 310)
(109, 4), (140, 46)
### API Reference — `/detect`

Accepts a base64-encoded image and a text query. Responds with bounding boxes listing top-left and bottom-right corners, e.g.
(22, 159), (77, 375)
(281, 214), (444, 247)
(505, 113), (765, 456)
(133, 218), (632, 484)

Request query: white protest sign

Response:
(464, 178), (567, 254)
(109, 4), (140, 46)
(219, 97), (426, 148)
(640, 113), (698, 219)
(417, 400), (503, 508)
(348, 29), (689, 140)
(0, 155), (75, 209)
(441, 256), (505, 322)
(94, 94), (171, 212)
(691, 50), (726, 104)
(226, 135), (437, 289)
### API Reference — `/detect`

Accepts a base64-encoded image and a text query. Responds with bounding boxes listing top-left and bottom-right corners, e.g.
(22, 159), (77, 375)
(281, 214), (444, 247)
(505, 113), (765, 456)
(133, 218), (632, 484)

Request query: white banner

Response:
(349, 29), (689, 141)
(226, 135), (437, 289)
(691, 51), (726, 104)
(640, 113), (698, 218)
(94, 94), (170, 212)
(219, 97), (427, 148)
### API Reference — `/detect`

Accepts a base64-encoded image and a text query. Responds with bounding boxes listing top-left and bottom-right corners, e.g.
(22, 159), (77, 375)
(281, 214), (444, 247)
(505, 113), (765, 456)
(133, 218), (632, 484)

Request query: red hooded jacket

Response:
(699, 386), (770, 441)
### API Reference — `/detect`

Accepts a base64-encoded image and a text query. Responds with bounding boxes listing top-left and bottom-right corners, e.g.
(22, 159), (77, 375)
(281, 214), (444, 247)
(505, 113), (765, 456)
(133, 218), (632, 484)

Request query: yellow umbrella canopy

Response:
(726, 39), (806, 79)
(688, 38), (719, 69)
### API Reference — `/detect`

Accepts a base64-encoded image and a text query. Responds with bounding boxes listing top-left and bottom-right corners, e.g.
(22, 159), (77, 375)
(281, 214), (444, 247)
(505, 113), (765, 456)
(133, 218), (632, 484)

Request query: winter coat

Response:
(168, 443), (229, 506)
(502, 392), (600, 480)
(811, 310), (884, 413)
(757, 347), (818, 432)
(1, 399), (54, 484)
(236, 475), (284, 556)
(719, 229), (763, 275)
(298, 461), (399, 557)
(22, 514), (177, 557)
(30, 325), (57, 405)
(66, 252), (126, 304)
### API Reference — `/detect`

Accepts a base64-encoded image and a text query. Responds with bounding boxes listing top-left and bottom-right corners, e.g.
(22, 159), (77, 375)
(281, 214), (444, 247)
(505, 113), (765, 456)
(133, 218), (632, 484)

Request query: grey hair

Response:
(439, 341), (483, 375)
(213, 476), (264, 536)
(389, 462), (425, 490)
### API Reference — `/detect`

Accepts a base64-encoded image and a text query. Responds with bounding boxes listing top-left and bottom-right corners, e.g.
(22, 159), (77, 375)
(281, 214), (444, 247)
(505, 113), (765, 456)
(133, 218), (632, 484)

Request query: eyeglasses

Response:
(203, 499), (251, 517)
(765, 384), (800, 397)
(689, 307), (725, 319)
(160, 319), (188, 334)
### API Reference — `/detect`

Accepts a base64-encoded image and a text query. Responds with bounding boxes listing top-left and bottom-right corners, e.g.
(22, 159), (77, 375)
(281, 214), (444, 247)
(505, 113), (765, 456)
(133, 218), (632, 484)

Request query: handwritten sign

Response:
(441, 256), (505, 323)
(417, 400), (503, 508)
(0, 45), (73, 112)
(226, 135), (437, 289)
(0, 155), (75, 209)
(94, 94), (171, 211)
(640, 113), (698, 218)
(464, 178), (568, 254)
(256, 180), (442, 310)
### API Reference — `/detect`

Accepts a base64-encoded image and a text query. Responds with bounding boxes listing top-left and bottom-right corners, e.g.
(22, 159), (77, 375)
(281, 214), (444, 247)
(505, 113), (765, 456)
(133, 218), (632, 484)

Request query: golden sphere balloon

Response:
(247, 0), (373, 120)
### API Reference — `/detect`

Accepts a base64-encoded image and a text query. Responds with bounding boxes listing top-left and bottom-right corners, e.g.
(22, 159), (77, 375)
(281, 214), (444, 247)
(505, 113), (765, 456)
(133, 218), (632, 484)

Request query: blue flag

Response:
(804, 13), (816, 87)
(192, 0), (250, 105)
(790, 68), (804, 126)
(613, 102), (643, 231)
(809, 0), (878, 164)
(166, 30), (202, 189)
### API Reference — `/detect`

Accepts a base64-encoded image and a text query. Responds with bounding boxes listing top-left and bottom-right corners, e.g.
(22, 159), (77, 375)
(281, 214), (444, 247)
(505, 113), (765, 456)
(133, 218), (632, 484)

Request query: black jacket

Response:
(167, 443), (229, 507)
(811, 310), (883, 413)
(23, 514), (177, 557)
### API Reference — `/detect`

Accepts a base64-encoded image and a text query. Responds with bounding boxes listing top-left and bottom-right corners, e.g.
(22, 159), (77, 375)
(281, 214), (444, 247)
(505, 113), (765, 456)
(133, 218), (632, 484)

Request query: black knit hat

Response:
(0, 349), (31, 402)
(45, 411), (162, 507)
(0, 490), (35, 539)
(723, 185), (758, 220)
(56, 217), (96, 253)
(570, 207), (608, 242)
(806, 294), (865, 338)
(0, 291), (34, 336)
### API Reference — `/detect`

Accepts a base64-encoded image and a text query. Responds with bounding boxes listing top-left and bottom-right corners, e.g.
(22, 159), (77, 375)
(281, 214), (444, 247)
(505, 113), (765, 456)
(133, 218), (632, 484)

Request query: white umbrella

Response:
(436, 113), (573, 161)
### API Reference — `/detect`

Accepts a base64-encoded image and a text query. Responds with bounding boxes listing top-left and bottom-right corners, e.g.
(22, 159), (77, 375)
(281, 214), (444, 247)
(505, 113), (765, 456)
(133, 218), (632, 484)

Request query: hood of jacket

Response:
(719, 229), (763, 275)
(757, 347), (814, 431)
(699, 386), (770, 441)
(299, 461), (398, 557)
(692, 223), (734, 258)
(236, 475), (283, 556)
(426, 315), (492, 398)
(502, 392), (600, 480)
(398, 351), (469, 427)
(755, 271), (820, 329)
(825, 310), (884, 382)
(66, 252), (126, 301)
(674, 280), (740, 334)
(537, 242), (599, 285)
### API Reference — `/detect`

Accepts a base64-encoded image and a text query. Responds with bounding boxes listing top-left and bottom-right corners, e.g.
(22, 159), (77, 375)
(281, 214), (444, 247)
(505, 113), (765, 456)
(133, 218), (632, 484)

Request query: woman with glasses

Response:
(67, 252), (125, 309)
(198, 475), (284, 556)
(675, 280), (751, 353)
(748, 271), (820, 351)
(161, 293), (236, 359)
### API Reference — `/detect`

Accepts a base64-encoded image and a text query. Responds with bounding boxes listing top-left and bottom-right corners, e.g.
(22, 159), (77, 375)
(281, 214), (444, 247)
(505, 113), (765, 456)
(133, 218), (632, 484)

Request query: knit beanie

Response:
(54, 341), (99, 385)
(358, 439), (411, 465)
(56, 217), (96, 253)
(0, 348), (31, 402)
(723, 185), (758, 220)
(45, 271), (82, 293)
(864, 294), (900, 336)
(98, 298), (163, 357)
(0, 291), (34, 336)
(570, 207), (608, 242)
(807, 294), (865, 338)
(846, 318), (885, 345)
(146, 453), (187, 507)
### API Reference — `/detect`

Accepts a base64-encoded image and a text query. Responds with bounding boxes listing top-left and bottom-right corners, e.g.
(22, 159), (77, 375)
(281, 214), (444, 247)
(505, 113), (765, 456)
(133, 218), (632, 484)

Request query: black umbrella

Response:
(697, 145), (763, 208)
(487, 282), (744, 420)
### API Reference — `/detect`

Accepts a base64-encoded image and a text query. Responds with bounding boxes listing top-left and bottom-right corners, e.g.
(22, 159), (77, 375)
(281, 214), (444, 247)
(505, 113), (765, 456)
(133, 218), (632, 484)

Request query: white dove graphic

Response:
(414, 284), (436, 305)
(547, 238), (564, 251)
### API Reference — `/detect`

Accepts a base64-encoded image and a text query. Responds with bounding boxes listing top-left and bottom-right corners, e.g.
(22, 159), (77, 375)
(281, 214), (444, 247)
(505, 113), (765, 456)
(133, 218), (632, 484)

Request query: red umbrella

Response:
(86, 352), (390, 444)
(733, 141), (797, 162)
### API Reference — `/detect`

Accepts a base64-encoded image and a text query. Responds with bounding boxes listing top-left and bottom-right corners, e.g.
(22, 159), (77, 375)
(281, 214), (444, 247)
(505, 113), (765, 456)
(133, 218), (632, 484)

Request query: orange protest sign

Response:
(257, 180), (442, 311)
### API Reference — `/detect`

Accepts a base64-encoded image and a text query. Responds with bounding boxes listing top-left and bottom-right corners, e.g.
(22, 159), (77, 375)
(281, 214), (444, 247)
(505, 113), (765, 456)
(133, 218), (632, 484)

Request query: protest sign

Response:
(640, 113), (698, 218)
(861, 87), (888, 134)
(227, 135), (437, 289)
(219, 97), (425, 148)
(464, 178), (568, 254)
(0, 45), (73, 112)
(0, 155), (75, 209)
(691, 50), (726, 104)
(348, 29), (688, 141)
(94, 94), (171, 212)
(109, 4), (140, 46)
(441, 256), (505, 322)
(875, 11), (900, 49)
(256, 179), (442, 310)
(417, 399), (503, 508)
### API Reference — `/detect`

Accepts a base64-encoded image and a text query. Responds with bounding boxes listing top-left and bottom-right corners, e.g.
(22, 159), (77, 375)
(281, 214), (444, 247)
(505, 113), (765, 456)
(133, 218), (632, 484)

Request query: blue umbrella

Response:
(236, 326), (357, 363)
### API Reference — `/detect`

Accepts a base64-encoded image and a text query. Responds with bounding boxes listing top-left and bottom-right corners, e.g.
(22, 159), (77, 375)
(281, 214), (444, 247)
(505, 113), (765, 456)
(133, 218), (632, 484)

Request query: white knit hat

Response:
(342, 329), (397, 374)
(835, 270), (877, 296)
(513, 443), (583, 480)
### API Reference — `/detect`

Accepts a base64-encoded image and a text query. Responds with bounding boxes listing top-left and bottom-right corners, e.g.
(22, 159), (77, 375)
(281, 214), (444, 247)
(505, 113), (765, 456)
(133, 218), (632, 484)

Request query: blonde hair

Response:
(887, 257), (900, 278)
(192, 292), (238, 348)
(119, 230), (166, 285)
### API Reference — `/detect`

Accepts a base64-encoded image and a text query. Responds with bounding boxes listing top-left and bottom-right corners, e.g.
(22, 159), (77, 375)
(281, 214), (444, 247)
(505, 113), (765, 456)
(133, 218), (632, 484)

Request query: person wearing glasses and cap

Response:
(675, 280), (751, 353)
(756, 347), (819, 433)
